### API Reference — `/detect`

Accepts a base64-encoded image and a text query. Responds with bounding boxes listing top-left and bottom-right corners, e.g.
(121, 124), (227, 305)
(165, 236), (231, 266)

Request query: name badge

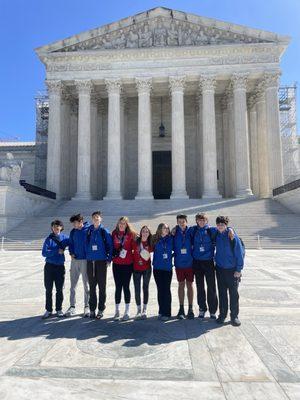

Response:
(163, 253), (168, 259)
(92, 245), (98, 251)
(181, 248), (187, 255)
(199, 246), (205, 252)
(119, 249), (127, 259)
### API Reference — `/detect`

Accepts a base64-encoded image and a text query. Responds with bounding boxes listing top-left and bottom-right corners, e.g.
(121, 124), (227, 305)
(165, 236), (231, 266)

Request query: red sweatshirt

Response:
(132, 239), (153, 272)
(112, 230), (135, 265)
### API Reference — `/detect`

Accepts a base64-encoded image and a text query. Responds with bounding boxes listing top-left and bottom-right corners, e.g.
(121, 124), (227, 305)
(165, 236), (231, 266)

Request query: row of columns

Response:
(46, 72), (283, 200)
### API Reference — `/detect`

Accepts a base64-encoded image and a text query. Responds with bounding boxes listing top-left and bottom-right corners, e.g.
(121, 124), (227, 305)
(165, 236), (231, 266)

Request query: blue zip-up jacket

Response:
(85, 224), (113, 262)
(214, 229), (244, 272)
(69, 221), (90, 260)
(153, 235), (173, 271)
(173, 226), (193, 268)
(192, 224), (217, 261)
(42, 233), (69, 266)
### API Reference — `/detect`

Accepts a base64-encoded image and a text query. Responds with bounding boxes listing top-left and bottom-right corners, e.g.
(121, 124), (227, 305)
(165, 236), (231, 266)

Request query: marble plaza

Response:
(0, 250), (299, 399)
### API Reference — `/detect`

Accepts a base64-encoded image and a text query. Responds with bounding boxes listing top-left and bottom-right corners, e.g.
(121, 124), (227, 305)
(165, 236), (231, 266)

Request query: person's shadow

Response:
(0, 314), (227, 347)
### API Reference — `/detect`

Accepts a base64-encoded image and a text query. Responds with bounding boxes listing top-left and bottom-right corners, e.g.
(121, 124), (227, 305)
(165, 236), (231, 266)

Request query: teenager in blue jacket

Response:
(214, 216), (244, 326)
(172, 214), (194, 320)
(65, 214), (90, 318)
(152, 223), (173, 321)
(192, 213), (218, 319)
(85, 211), (113, 319)
(41, 220), (69, 319)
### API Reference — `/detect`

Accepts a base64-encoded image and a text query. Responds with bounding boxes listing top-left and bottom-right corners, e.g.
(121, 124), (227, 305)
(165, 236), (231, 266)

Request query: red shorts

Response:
(175, 267), (194, 283)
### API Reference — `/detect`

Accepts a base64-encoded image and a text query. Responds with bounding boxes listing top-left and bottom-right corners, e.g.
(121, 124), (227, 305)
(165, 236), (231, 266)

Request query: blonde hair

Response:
(115, 216), (137, 238)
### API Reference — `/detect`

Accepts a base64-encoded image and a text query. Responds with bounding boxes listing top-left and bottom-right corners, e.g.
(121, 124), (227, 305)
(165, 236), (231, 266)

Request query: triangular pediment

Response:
(36, 7), (290, 54)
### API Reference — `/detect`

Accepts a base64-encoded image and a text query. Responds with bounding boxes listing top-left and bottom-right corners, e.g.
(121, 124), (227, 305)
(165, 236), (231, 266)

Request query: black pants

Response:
(44, 263), (65, 312)
(193, 259), (218, 314)
(113, 263), (133, 304)
(133, 268), (152, 306)
(216, 267), (239, 320)
(87, 260), (107, 312)
(153, 269), (172, 317)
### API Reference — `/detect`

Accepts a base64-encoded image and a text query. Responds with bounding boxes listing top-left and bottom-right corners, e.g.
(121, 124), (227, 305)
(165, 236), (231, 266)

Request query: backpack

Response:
(228, 232), (246, 260)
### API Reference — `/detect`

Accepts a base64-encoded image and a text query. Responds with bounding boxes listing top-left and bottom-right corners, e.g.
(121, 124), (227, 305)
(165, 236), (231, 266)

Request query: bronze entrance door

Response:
(152, 151), (172, 199)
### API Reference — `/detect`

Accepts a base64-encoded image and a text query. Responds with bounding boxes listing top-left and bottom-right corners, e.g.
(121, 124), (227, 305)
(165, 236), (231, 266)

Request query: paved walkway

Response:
(0, 250), (299, 399)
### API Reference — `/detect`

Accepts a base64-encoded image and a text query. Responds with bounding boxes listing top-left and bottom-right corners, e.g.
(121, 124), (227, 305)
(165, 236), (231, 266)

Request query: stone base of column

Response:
(103, 191), (122, 200)
(135, 192), (154, 200)
(235, 188), (253, 198)
(170, 190), (189, 200)
(202, 190), (222, 199)
(72, 192), (93, 201)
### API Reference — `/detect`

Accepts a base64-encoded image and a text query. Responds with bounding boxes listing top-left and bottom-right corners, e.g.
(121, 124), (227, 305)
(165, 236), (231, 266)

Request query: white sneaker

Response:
(135, 312), (142, 320)
(65, 307), (76, 317)
(114, 311), (120, 321)
(122, 313), (130, 321)
(141, 311), (147, 320)
(83, 307), (90, 318)
(56, 310), (64, 318)
(42, 310), (52, 319)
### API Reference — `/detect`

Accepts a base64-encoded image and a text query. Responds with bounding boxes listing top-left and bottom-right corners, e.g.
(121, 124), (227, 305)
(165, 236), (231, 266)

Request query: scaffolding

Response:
(279, 84), (300, 183)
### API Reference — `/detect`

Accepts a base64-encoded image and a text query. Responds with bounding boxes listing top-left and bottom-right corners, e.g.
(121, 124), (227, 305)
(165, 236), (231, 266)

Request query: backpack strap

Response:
(49, 233), (65, 250)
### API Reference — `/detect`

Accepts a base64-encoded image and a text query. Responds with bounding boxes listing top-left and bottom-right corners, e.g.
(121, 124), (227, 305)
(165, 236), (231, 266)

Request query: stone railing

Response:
(273, 179), (300, 197)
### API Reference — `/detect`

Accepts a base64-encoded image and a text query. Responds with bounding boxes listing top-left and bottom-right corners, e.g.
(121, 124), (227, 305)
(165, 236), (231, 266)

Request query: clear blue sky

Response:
(0, 0), (299, 141)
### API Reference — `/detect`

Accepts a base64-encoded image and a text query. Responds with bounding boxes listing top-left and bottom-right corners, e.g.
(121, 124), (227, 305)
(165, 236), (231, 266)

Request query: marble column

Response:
(69, 99), (78, 198)
(60, 91), (71, 199)
(200, 75), (220, 198)
(226, 88), (236, 197)
(104, 78), (122, 199)
(135, 77), (153, 199)
(221, 95), (231, 198)
(169, 76), (188, 199)
(264, 72), (284, 189)
(232, 73), (253, 197)
(45, 80), (63, 197)
(256, 83), (271, 198)
(248, 95), (260, 196)
(73, 80), (93, 200)
(90, 93), (100, 199)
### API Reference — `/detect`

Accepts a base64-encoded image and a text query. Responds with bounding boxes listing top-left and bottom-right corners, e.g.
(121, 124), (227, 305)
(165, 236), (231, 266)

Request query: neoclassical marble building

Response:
(36, 7), (290, 200)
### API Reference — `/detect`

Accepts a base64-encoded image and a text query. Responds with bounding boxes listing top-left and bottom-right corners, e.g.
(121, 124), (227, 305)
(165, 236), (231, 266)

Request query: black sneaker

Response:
(177, 307), (185, 320)
(231, 317), (241, 327)
(96, 311), (104, 319)
(216, 316), (225, 324)
(187, 309), (194, 320)
(90, 311), (96, 319)
(198, 311), (205, 319)
(210, 314), (217, 320)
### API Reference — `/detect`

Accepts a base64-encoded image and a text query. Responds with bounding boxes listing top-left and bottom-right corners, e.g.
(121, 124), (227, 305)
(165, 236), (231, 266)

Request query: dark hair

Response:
(51, 220), (64, 230)
(195, 213), (208, 220)
(176, 214), (187, 221)
(92, 211), (102, 218)
(216, 216), (229, 225)
(70, 214), (83, 223)
(136, 225), (152, 246)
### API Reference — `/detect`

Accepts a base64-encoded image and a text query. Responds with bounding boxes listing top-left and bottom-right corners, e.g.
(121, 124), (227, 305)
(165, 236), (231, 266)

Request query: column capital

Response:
(105, 78), (122, 95)
(135, 77), (152, 94)
(199, 75), (216, 92)
(231, 73), (248, 91)
(169, 75), (186, 93)
(255, 81), (266, 102)
(247, 94), (257, 110)
(75, 79), (93, 95)
(45, 80), (63, 95)
(263, 71), (281, 89)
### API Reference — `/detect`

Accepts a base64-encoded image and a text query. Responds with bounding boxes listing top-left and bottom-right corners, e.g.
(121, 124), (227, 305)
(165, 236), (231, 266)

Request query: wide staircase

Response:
(2, 197), (300, 250)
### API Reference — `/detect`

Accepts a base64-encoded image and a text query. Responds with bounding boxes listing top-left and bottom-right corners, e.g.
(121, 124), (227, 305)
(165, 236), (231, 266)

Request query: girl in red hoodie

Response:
(132, 226), (153, 320)
(112, 216), (137, 321)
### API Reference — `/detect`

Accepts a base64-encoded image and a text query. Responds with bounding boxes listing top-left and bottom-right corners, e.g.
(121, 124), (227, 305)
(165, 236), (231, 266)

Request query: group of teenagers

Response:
(42, 211), (245, 326)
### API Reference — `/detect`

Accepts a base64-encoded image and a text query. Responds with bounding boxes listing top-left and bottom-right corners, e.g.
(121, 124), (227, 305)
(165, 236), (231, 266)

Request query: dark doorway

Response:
(152, 151), (172, 199)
